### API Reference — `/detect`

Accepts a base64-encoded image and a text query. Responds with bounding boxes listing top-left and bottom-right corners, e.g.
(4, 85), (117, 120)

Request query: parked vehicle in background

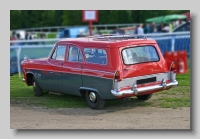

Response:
(21, 35), (178, 109)
(172, 21), (190, 32)
(112, 26), (136, 35)
(57, 27), (89, 38)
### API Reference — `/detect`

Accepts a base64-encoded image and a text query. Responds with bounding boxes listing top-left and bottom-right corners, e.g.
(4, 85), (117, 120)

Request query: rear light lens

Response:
(171, 63), (176, 72)
(115, 70), (120, 80)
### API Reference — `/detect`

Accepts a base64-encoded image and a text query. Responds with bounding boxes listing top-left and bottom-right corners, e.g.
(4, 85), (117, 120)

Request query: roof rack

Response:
(87, 34), (147, 42)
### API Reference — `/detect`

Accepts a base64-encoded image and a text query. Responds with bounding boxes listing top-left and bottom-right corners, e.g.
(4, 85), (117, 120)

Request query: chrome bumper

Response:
(111, 79), (178, 97)
(22, 78), (26, 82)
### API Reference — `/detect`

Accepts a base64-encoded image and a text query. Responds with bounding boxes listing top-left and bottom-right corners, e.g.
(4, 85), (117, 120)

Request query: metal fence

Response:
(145, 32), (190, 56)
(10, 31), (190, 76)
(11, 23), (139, 33)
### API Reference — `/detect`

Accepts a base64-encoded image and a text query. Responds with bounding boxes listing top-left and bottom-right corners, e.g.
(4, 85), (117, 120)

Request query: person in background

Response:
(162, 23), (170, 32)
(14, 33), (22, 45)
(169, 21), (174, 32)
(137, 24), (144, 35)
(40, 31), (46, 45)
(25, 31), (32, 40)
(25, 31), (32, 45)
(40, 31), (45, 39)
(157, 22), (164, 33)
(143, 23), (151, 34)
(175, 19), (180, 28)
(134, 25), (139, 34)
(16, 33), (21, 40)
(150, 22), (157, 33)
(10, 31), (16, 46)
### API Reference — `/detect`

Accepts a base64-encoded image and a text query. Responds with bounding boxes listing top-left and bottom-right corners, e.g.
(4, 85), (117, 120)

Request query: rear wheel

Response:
(136, 94), (152, 101)
(85, 91), (105, 110)
(32, 76), (43, 97)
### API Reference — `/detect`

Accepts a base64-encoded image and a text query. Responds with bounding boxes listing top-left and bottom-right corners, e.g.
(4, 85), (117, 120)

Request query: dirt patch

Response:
(10, 103), (190, 129)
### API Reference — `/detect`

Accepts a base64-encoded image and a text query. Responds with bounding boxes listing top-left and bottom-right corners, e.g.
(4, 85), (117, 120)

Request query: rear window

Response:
(122, 46), (159, 65)
(84, 48), (107, 65)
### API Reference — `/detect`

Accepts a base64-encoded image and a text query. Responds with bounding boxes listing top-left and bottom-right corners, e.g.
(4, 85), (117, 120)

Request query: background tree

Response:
(54, 10), (63, 26)
(10, 10), (190, 30)
(62, 10), (84, 26)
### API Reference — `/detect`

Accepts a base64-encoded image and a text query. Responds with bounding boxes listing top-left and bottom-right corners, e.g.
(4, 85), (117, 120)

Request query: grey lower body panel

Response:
(25, 69), (115, 99)
(81, 75), (115, 99)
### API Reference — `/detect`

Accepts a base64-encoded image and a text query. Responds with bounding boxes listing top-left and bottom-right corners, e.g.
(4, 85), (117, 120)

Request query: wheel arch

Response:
(79, 87), (100, 98)
(26, 72), (35, 86)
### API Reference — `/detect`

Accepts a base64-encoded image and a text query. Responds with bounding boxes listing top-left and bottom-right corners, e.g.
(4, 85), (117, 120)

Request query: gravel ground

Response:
(10, 104), (190, 129)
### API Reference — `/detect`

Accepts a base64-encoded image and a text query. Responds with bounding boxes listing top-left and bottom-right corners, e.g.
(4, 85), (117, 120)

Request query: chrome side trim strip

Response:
(46, 60), (114, 74)
(111, 80), (178, 97)
(23, 68), (113, 80)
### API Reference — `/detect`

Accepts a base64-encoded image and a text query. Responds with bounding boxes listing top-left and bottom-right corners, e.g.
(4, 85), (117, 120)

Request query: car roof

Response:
(56, 35), (157, 48)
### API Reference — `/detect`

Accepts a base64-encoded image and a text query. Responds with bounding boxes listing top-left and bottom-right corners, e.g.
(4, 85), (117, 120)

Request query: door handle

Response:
(78, 64), (82, 68)
(58, 62), (63, 65)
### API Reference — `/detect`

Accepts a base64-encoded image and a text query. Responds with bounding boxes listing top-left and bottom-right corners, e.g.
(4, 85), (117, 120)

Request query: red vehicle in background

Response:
(21, 35), (178, 109)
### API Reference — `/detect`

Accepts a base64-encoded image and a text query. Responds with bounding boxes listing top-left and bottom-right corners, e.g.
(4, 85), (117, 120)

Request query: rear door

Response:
(61, 45), (83, 96)
(120, 45), (166, 78)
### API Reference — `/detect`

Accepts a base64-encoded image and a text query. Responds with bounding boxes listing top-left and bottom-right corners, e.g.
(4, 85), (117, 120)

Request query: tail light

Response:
(115, 70), (121, 80)
(171, 63), (176, 72)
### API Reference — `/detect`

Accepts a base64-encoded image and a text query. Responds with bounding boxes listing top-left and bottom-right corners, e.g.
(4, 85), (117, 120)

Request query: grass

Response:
(10, 69), (190, 109)
(152, 69), (190, 109)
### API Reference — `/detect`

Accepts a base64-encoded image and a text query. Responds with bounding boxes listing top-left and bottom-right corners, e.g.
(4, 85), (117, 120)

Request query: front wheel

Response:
(32, 76), (43, 97)
(136, 94), (152, 101)
(85, 91), (105, 110)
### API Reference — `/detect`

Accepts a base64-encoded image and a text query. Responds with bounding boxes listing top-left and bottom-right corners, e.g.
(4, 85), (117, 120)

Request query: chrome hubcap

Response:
(89, 92), (96, 102)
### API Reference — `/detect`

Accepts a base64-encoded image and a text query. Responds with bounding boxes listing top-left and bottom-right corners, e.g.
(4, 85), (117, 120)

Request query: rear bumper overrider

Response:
(111, 79), (178, 97)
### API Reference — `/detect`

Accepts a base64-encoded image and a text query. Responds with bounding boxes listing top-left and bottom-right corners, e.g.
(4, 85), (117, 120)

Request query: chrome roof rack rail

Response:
(87, 34), (118, 42)
(87, 34), (147, 42)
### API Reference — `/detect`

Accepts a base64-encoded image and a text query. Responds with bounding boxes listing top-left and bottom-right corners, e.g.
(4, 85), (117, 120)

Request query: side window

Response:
(67, 46), (83, 62)
(84, 48), (107, 65)
(51, 46), (66, 60)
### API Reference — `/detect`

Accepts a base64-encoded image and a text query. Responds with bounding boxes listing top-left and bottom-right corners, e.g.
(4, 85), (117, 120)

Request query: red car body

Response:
(21, 35), (178, 109)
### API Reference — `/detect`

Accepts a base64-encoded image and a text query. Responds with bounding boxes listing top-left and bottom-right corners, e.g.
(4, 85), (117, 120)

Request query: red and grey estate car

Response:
(21, 35), (178, 109)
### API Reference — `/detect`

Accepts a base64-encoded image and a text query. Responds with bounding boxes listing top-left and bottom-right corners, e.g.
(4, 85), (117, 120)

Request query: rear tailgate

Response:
(111, 42), (178, 97)
(119, 45), (168, 79)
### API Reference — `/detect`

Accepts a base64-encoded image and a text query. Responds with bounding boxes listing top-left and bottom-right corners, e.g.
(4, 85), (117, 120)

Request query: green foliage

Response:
(176, 69), (190, 86)
(10, 10), (189, 30)
(54, 10), (63, 26)
(10, 10), (22, 29)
